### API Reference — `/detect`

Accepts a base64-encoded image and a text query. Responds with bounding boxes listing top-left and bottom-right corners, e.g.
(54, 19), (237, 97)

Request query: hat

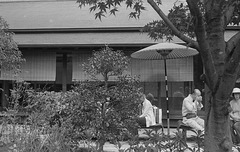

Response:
(232, 88), (240, 94)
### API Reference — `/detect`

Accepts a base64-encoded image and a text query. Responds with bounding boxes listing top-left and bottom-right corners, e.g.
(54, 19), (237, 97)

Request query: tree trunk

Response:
(205, 88), (232, 152)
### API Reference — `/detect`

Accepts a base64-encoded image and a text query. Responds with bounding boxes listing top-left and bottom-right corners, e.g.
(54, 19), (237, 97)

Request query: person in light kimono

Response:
(230, 88), (240, 144)
(137, 94), (156, 127)
(182, 89), (204, 133)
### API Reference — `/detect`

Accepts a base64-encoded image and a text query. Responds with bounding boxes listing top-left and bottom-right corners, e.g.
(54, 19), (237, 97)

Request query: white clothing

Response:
(230, 99), (240, 121)
(182, 94), (204, 131)
(182, 94), (203, 117)
(183, 116), (204, 131)
(140, 99), (156, 127)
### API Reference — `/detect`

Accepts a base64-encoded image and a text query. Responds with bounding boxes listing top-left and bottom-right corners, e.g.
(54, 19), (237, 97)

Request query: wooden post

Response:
(62, 53), (67, 92)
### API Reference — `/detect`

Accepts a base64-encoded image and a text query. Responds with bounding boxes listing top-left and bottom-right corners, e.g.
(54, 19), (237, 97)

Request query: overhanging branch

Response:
(224, 32), (240, 80)
(226, 31), (240, 55)
(223, 42), (240, 87)
(147, 0), (199, 50)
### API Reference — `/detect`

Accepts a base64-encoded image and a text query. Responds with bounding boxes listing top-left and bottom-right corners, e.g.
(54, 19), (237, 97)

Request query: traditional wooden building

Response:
(0, 0), (238, 126)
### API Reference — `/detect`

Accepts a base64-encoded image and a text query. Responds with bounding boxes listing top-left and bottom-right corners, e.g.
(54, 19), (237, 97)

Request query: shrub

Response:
(67, 46), (142, 151)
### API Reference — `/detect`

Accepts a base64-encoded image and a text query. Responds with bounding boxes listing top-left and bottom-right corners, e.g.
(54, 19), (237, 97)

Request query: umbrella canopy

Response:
(131, 43), (198, 60)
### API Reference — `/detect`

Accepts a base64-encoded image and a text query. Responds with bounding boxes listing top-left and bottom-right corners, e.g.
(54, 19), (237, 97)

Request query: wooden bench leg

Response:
(182, 128), (187, 141)
(177, 128), (187, 151)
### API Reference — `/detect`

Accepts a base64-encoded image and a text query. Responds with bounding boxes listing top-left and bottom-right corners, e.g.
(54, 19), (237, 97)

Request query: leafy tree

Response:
(0, 17), (24, 110)
(69, 46), (142, 151)
(0, 17), (24, 72)
(76, 0), (240, 151)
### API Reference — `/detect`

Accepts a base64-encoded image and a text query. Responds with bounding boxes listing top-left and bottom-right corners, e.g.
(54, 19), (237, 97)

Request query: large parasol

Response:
(131, 43), (199, 135)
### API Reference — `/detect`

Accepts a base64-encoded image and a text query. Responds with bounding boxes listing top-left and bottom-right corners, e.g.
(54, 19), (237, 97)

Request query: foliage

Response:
(70, 46), (142, 151)
(0, 124), (72, 152)
(76, 0), (240, 151)
(120, 129), (204, 152)
(227, 1), (240, 25)
(0, 83), (73, 152)
(3, 47), (142, 151)
(77, 0), (149, 20)
(143, 2), (195, 41)
(1, 47), (142, 151)
(70, 76), (141, 133)
(0, 81), (207, 152)
(0, 17), (24, 73)
(76, 0), (240, 41)
(82, 45), (129, 81)
(8, 81), (33, 111)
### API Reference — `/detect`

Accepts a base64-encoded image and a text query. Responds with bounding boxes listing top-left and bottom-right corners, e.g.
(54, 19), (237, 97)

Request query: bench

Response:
(140, 107), (164, 133)
(177, 120), (195, 141)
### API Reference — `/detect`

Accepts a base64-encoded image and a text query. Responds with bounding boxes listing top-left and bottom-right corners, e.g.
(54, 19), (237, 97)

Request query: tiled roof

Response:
(0, 0), (176, 29)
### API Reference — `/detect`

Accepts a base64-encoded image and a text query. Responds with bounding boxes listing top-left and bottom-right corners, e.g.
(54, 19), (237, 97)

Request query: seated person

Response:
(137, 94), (156, 128)
(229, 88), (240, 144)
(182, 89), (204, 133)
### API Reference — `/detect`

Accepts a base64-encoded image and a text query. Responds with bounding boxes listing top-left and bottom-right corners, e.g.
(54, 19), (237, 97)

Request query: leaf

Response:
(113, 0), (121, 6)
(98, 2), (108, 12)
(106, 0), (114, 8)
(156, 0), (162, 5)
(129, 12), (137, 18)
(133, 2), (145, 13)
(95, 11), (106, 20)
(110, 8), (118, 16)
(89, 5), (97, 12)
(126, 0), (133, 8)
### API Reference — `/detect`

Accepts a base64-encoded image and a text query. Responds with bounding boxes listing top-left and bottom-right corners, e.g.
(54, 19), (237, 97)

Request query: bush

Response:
(65, 46), (143, 151)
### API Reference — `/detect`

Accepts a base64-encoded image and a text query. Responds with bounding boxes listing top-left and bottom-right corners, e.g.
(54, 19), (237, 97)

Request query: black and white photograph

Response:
(0, 0), (239, 151)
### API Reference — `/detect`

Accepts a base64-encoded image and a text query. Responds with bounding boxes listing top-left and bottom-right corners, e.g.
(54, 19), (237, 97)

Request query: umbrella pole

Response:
(164, 58), (170, 136)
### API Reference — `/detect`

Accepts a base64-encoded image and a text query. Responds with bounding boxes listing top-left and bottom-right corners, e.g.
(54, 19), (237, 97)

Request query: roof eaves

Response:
(18, 43), (156, 48)
(10, 27), (144, 34)
(226, 26), (240, 30)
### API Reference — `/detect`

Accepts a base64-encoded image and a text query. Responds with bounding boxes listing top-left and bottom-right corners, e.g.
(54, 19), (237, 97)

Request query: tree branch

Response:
(147, 0), (199, 50)
(187, 0), (217, 90)
(223, 32), (240, 90)
(222, 42), (240, 91)
(226, 31), (240, 55)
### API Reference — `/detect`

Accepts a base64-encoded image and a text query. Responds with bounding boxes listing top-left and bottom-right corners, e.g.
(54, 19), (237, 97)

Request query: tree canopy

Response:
(77, 46), (141, 151)
(0, 17), (24, 73)
(77, 0), (240, 41)
(82, 46), (129, 82)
